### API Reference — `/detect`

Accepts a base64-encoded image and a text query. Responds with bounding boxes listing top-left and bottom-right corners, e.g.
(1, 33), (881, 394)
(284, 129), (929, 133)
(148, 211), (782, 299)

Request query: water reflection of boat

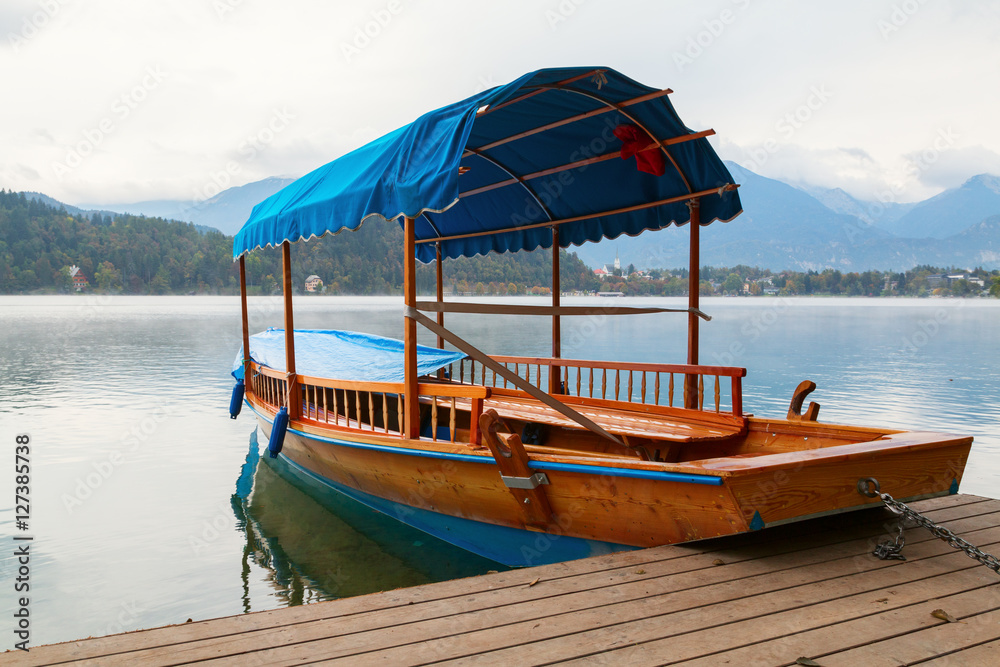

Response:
(231, 431), (501, 608)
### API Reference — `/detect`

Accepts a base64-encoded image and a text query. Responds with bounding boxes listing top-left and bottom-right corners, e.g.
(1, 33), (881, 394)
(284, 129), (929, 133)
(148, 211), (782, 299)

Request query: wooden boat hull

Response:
(247, 400), (972, 567)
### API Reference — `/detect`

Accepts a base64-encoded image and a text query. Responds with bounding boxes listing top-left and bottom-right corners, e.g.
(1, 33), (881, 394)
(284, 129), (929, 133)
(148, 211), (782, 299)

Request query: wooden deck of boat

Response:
(475, 393), (743, 443)
(12, 493), (1000, 666)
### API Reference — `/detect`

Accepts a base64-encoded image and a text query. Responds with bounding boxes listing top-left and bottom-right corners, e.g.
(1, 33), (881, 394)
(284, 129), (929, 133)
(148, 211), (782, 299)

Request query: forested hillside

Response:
(0, 190), (598, 295)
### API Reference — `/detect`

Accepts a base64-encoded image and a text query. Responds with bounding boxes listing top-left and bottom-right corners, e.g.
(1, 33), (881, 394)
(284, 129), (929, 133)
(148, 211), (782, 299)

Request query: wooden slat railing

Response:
(451, 356), (745, 418)
(247, 362), (490, 444)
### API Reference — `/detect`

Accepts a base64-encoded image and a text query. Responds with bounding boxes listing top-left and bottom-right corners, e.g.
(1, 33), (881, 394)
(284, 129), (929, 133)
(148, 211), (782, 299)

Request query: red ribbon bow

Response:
(613, 124), (665, 176)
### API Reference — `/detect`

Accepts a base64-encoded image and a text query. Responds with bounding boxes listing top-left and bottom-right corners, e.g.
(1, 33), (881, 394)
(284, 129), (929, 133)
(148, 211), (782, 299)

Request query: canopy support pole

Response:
(403, 216), (420, 439)
(239, 256), (251, 384)
(685, 199), (701, 410)
(435, 242), (446, 379)
(435, 242), (444, 350)
(281, 241), (300, 419)
(550, 227), (562, 394)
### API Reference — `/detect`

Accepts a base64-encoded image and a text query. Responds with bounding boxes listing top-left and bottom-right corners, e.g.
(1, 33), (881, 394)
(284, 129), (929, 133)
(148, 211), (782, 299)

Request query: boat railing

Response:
(451, 356), (746, 418)
(247, 361), (490, 444)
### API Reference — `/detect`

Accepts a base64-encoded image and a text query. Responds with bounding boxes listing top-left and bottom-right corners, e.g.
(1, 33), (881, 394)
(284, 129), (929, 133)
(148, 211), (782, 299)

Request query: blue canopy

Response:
(232, 329), (465, 383)
(233, 66), (741, 263)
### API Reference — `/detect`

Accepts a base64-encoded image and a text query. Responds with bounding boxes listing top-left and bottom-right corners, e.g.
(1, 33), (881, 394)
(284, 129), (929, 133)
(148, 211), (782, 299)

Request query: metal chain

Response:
(872, 521), (907, 561)
(858, 477), (1000, 575)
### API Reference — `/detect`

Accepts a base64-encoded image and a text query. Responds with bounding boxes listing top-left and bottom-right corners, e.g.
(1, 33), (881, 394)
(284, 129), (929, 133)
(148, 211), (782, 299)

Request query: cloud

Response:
(14, 163), (41, 180)
(908, 145), (1000, 190)
(29, 127), (55, 144)
(719, 140), (899, 201)
(0, 1), (38, 41)
(3, 1), (1000, 208)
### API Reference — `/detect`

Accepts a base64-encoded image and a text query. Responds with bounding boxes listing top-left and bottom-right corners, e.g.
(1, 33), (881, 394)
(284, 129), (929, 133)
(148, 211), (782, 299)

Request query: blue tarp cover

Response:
(232, 329), (465, 383)
(233, 67), (741, 263)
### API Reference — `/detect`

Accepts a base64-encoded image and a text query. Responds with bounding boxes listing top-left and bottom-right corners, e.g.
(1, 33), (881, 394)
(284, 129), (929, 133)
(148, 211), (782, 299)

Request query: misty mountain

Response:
(24, 192), (121, 220)
(82, 198), (192, 222)
(24, 191), (83, 214)
(184, 177), (295, 235)
(571, 161), (887, 271)
(20, 164), (1000, 272)
(881, 174), (1000, 239)
(798, 185), (914, 227)
(570, 163), (1000, 271)
(79, 176), (294, 235)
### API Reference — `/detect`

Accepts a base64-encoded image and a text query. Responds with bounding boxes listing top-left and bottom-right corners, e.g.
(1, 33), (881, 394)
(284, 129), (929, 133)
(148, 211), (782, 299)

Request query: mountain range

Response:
(570, 163), (1000, 271)
(75, 177), (296, 236)
(32, 165), (1000, 271)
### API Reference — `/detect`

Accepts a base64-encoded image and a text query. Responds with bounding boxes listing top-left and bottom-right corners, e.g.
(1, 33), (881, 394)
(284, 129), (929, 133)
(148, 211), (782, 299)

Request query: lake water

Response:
(1, 295), (997, 647)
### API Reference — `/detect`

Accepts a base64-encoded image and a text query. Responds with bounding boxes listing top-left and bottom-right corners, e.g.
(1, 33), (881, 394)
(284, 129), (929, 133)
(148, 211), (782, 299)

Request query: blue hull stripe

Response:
(528, 460), (723, 485)
(245, 401), (724, 485)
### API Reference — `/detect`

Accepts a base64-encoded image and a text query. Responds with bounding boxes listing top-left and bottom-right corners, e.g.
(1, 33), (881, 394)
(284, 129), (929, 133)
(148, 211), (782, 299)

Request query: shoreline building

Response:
(69, 265), (89, 292)
(305, 275), (323, 292)
(593, 248), (622, 276)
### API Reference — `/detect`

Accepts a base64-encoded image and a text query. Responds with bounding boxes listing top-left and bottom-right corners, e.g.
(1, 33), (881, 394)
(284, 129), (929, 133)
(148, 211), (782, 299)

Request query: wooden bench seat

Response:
(478, 394), (745, 444)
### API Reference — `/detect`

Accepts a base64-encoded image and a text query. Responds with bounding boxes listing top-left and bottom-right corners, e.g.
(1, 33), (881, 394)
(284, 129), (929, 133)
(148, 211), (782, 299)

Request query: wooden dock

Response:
(10, 493), (1000, 666)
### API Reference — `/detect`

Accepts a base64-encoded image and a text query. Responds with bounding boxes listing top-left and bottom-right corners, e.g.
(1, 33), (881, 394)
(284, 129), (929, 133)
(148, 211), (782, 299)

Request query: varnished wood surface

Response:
(278, 428), (743, 546)
(11, 494), (998, 666)
(480, 394), (743, 443)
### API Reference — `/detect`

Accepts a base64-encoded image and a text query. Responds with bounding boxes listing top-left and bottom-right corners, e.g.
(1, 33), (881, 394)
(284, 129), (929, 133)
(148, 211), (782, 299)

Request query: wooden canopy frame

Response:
(236, 70), (740, 438)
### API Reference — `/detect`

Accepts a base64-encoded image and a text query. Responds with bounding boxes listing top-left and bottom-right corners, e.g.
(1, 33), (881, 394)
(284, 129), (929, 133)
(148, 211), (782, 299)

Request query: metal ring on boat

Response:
(857, 477), (881, 498)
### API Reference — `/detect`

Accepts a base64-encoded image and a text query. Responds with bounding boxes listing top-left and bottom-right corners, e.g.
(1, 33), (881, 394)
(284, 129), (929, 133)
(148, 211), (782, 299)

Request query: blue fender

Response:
(268, 407), (288, 458)
(229, 379), (245, 419)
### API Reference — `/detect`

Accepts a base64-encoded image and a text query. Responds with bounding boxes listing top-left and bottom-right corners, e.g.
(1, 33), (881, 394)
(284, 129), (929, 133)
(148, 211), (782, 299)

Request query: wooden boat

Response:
(229, 67), (972, 567)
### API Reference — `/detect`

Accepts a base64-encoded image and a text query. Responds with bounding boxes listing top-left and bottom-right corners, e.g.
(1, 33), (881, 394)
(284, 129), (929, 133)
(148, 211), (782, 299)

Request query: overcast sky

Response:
(3, 0), (999, 209)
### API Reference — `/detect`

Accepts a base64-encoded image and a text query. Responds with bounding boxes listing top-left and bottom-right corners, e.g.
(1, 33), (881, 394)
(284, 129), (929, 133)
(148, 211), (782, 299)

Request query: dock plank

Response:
(428, 549), (999, 666)
(141, 527), (1000, 665)
(6, 494), (999, 667)
(62, 513), (1000, 666)
(919, 638), (1000, 666)
(816, 607), (1000, 667)
(24, 497), (988, 666)
(636, 587), (1000, 667)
